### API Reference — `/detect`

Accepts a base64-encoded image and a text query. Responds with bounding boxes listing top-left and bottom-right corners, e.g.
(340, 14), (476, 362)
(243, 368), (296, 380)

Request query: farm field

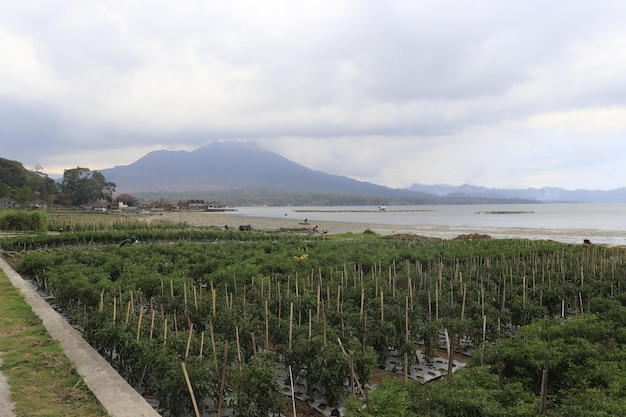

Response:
(2, 211), (626, 416)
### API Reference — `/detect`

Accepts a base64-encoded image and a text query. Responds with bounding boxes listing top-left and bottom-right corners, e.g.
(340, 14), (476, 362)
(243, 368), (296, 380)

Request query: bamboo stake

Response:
(136, 306), (144, 342)
(113, 297), (117, 324)
(404, 296), (409, 382)
(242, 285), (247, 319)
(212, 287), (217, 316)
(251, 332), (257, 360)
(125, 300), (131, 324)
(435, 284), (439, 320)
(461, 283), (467, 321)
(264, 299), (269, 350)
(163, 318), (168, 346)
(149, 302), (156, 339)
(360, 285), (365, 318)
(181, 362), (201, 417)
(180, 319), (192, 357)
(289, 365), (297, 417)
(236, 326), (242, 371)
(217, 341), (229, 417)
(99, 289), (104, 313)
(199, 331), (205, 358)
(289, 302), (294, 350)
(210, 321), (218, 374)
(523, 275), (527, 310)
(316, 285), (321, 320)
(337, 338), (367, 400)
(446, 328), (456, 384)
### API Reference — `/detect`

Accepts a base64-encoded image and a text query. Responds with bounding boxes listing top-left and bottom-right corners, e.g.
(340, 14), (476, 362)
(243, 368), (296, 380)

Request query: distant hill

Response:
(100, 141), (442, 204)
(97, 141), (625, 205)
(405, 183), (626, 203)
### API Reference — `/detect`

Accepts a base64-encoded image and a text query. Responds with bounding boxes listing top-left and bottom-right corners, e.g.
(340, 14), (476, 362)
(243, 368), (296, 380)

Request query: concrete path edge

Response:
(0, 257), (161, 417)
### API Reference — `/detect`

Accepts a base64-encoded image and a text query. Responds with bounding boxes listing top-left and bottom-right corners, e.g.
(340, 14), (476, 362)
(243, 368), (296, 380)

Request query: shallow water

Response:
(229, 203), (626, 245)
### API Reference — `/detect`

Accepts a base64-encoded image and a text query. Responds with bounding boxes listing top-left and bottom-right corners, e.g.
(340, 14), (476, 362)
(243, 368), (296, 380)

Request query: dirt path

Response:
(0, 354), (16, 417)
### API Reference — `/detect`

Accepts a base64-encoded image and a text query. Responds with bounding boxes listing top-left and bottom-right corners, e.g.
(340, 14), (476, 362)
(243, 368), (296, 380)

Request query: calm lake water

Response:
(229, 203), (626, 246)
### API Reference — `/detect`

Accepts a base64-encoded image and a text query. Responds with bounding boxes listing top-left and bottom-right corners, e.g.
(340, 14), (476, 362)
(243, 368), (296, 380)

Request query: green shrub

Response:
(0, 210), (48, 233)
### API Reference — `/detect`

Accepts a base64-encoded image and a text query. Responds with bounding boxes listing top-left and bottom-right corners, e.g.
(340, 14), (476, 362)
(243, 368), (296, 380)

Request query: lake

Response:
(229, 203), (626, 246)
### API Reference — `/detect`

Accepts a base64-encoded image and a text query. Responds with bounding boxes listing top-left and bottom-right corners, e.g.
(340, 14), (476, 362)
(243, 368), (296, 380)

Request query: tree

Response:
(0, 158), (28, 189)
(27, 166), (59, 204)
(60, 167), (116, 206)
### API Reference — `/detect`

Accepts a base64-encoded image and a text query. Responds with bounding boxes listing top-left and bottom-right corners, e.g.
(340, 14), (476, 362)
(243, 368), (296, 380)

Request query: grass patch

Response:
(0, 269), (109, 417)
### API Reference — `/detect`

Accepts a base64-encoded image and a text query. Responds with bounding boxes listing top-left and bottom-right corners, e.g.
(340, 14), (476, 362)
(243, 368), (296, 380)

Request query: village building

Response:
(114, 194), (139, 209)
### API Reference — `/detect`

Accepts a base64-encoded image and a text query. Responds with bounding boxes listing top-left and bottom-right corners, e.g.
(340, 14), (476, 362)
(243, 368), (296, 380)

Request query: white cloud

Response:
(2, 1), (626, 191)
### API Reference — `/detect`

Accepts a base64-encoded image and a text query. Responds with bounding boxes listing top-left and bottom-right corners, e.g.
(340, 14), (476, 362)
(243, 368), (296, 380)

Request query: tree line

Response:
(0, 158), (115, 207)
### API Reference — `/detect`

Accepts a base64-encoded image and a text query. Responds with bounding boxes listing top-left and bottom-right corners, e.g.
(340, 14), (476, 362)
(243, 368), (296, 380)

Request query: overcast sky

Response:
(2, 1), (626, 190)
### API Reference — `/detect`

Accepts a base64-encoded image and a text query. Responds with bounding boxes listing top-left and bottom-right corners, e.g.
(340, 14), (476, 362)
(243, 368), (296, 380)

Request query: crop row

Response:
(11, 232), (626, 416)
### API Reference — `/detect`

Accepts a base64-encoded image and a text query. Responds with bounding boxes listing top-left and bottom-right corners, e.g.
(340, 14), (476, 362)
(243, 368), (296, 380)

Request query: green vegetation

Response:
(0, 268), (108, 417)
(59, 167), (116, 206)
(0, 210), (48, 233)
(0, 159), (58, 206)
(1, 158), (117, 208)
(3, 216), (626, 416)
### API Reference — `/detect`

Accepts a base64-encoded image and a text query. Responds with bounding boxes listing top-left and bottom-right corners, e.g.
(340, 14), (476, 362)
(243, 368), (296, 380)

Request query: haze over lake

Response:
(227, 203), (626, 246)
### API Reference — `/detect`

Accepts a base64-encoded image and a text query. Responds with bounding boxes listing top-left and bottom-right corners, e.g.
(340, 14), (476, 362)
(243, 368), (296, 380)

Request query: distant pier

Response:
(474, 210), (534, 215)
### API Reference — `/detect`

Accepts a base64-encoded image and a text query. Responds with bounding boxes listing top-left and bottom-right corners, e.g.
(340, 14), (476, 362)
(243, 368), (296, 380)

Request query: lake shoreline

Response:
(143, 211), (612, 245)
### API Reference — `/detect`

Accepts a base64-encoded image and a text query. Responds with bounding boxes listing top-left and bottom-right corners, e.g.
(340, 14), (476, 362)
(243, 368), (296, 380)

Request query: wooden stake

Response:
(212, 287), (217, 316)
(210, 321), (218, 374)
(264, 299), (269, 350)
(181, 362), (201, 417)
(289, 302), (294, 350)
(217, 341), (229, 417)
(185, 323), (194, 359)
(289, 365), (297, 417)
(136, 306), (144, 342)
(251, 332), (257, 360)
(149, 303), (156, 339)
(236, 326), (242, 371)
(125, 300), (131, 324)
(99, 289), (104, 313)
(461, 283), (467, 321)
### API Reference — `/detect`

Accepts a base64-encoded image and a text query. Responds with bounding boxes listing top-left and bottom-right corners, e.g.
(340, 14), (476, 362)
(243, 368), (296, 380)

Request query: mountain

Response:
(100, 141), (440, 204)
(405, 183), (626, 203)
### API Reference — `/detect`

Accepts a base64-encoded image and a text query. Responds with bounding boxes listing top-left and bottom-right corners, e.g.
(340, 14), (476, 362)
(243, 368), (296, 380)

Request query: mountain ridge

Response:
(97, 141), (626, 204)
(405, 183), (626, 204)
